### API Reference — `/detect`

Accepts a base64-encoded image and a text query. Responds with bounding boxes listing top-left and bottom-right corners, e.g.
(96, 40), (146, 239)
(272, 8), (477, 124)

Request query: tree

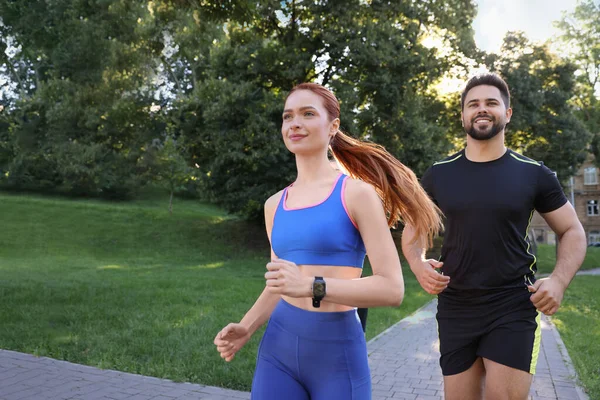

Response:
(166, 0), (479, 219)
(0, 0), (481, 218)
(144, 133), (195, 214)
(486, 32), (591, 180)
(187, 79), (296, 220)
(0, 0), (161, 198)
(0, 105), (12, 180)
(555, 0), (600, 161)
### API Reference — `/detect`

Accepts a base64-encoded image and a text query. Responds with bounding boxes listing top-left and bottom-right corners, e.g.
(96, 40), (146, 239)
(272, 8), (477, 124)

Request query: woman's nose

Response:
(290, 117), (301, 128)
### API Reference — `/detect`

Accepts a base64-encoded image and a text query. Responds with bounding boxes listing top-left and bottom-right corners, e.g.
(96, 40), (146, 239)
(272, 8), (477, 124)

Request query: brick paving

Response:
(0, 351), (250, 400)
(367, 300), (588, 400)
(0, 298), (590, 400)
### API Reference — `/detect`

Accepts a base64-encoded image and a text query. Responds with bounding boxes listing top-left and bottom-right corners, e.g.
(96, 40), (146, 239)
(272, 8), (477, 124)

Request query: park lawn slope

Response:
(0, 192), (430, 391)
(535, 243), (599, 274)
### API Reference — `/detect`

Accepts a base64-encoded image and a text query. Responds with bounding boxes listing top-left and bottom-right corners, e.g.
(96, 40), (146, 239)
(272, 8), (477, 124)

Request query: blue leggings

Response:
(251, 299), (371, 400)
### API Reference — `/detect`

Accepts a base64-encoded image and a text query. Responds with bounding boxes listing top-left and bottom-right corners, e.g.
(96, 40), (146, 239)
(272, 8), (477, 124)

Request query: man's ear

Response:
(506, 107), (513, 123)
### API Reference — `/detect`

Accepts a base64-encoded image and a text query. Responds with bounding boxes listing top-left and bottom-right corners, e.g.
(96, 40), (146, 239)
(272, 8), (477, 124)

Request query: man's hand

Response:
(528, 276), (567, 316)
(413, 259), (450, 295)
(265, 258), (312, 297)
(214, 323), (251, 362)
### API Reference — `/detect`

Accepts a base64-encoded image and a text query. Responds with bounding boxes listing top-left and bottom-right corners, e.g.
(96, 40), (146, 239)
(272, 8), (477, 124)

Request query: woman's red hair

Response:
(287, 82), (442, 247)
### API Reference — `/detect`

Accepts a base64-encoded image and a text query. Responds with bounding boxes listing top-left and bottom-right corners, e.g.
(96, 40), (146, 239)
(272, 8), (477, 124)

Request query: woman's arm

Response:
(238, 190), (284, 332)
(265, 180), (405, 307)
(401, 224), (449, 295)
(321, 179), (404, 307)
(214, 191), (283, 361)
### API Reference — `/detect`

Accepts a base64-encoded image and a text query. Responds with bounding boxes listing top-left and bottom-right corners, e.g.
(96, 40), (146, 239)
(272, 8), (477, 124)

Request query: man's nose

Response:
(476, 103), (490, 113)
(475, 107), (490, 116)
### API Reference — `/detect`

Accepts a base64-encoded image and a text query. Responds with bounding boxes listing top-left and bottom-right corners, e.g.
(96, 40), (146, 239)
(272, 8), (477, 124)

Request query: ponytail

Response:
(331, 131), (442, 248)
(285, 82), (441, 247)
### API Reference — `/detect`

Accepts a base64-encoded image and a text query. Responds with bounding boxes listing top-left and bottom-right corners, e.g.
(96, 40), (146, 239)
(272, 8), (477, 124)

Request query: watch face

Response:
(313, 282), (326, 298)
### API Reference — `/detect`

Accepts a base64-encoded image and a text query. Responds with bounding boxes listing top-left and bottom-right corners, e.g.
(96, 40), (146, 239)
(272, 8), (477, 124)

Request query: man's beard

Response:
(465, 117), (506, 141)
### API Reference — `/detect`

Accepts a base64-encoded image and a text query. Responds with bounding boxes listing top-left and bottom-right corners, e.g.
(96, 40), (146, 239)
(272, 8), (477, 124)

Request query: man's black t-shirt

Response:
(421, 148), (567, 294)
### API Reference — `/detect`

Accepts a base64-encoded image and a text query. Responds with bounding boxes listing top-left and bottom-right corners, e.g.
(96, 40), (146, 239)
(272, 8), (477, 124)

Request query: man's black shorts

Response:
(437, 287), (541, 376)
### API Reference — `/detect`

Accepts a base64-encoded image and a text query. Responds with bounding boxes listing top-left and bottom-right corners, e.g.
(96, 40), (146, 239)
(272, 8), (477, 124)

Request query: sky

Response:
(473, 0), (579, 53)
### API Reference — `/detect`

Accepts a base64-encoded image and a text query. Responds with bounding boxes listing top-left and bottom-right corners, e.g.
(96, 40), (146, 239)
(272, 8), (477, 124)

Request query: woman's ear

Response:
(330, 118), (340, 137)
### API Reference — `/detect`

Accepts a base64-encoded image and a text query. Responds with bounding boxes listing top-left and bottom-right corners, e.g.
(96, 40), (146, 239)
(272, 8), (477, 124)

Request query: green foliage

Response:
(555, 0), (600, 164)
(0, 108), (14, 179)
(14, 0), (594, 219)
(182, 0), (479, 213)
(0, 78), (161, 198)
(190, 79), (296, 220)
(321, 1), (477, 175)
(143, 133), (196, 212)
(0, 0), (161, 198)
(486, 32), (591, 180)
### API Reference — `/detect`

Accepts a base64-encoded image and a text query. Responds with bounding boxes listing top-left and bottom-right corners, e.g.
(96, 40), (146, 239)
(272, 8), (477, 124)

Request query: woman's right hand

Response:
(414, 259), (450, 295)
(214, 323), (251, 362)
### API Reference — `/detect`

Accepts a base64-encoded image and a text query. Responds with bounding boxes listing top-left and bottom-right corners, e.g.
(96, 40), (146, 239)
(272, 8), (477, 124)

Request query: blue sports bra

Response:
(271, 174), (366, 268)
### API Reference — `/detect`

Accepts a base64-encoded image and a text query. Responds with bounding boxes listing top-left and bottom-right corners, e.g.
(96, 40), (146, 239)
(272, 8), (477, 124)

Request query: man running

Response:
(402, 72), (586, 400)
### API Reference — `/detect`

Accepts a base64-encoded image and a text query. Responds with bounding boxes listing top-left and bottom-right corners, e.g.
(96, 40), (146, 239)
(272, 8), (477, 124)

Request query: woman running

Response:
(214, 82), (442, 399)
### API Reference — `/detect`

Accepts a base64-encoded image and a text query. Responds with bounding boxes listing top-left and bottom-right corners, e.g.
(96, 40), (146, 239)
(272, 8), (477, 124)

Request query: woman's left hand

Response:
(265, 258), (312, 298)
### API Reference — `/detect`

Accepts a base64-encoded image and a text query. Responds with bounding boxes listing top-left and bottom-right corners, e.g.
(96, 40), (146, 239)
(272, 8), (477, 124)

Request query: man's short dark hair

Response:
(461, 73), (510, 110)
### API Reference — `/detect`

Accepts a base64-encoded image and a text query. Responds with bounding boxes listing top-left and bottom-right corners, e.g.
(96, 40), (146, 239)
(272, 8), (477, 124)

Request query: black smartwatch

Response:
(312, 276), (326, 308)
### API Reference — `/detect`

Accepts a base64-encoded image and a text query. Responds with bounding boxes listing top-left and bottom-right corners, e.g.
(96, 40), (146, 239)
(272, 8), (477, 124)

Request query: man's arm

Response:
(530, 202), (586, 315)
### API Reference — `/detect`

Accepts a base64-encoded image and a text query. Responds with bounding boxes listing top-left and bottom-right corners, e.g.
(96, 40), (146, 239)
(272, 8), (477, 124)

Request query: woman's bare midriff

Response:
(282, 264), (363, 312)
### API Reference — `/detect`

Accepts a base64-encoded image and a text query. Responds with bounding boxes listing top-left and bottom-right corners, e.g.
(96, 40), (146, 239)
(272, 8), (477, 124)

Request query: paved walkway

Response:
(367, 300), (588, 400)
(574, 267), (600, 276)
(0, 299), (591, 400)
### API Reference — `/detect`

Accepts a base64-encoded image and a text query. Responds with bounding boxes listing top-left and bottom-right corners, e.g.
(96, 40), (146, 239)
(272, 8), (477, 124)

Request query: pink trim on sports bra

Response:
(283, 173), (343, 211)
(341, 176), (359, 229)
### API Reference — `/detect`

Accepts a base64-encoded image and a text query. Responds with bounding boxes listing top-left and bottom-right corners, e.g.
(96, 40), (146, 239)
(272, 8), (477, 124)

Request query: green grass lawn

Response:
(551, 276), (600, 400)
(3, 191), (595, 393)
(0, 191), (432, 391)
(536, 243), (600, 275)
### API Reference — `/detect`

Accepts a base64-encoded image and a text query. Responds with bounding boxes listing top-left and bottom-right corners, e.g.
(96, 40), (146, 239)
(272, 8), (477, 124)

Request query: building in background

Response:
(530, 153), (600, 246)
